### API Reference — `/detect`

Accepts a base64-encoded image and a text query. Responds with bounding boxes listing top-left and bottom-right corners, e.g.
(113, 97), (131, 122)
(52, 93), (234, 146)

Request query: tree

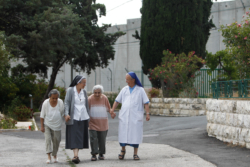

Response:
(218, 11), (250, 79)
(0, 0), (125, 109)
(0, 32), (19, 110)
(134, 0), (214, 87)
(0, 31), (9, 74)
(205, 50), (238, 80)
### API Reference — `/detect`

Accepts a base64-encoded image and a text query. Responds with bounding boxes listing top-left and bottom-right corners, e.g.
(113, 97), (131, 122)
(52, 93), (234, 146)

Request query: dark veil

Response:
(69, 75), (85, 87)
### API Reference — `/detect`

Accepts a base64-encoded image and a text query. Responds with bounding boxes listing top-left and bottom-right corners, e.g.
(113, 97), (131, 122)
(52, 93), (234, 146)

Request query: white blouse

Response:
(40, 99), (64, 131)
(73, 86), (89, 121)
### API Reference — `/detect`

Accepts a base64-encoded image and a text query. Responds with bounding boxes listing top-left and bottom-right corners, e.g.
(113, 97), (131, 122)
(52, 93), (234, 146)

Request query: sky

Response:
(96, 0), (233, 27)
(96, 0), (142, 27)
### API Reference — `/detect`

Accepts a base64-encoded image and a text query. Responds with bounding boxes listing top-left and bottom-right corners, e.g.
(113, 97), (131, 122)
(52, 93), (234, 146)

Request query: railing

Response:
(194, 69), (224, 98)
(211, 79), (250, 99)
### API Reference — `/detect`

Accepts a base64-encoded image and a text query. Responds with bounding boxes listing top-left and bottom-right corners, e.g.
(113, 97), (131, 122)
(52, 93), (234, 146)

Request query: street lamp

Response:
(29, 94), (33, 109)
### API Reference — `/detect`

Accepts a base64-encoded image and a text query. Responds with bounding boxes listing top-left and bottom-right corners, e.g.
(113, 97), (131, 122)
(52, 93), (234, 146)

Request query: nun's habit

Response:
(64, 75), (90, 149)
(115, 72), (149, 148)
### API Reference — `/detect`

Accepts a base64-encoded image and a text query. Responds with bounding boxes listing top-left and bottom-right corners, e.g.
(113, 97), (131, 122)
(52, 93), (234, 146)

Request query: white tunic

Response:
(40, 99), (64, 131)
(115, 85), (149, 144)
(73, 86), (89, 121)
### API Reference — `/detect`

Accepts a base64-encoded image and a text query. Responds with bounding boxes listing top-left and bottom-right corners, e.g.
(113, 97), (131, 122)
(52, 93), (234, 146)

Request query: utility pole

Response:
(108, 68), (112, 91)
(94, 70), (96, 85)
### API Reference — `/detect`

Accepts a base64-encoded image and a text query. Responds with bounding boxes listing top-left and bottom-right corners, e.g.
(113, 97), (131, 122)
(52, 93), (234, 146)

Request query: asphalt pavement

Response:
(0, 113), (250, 167)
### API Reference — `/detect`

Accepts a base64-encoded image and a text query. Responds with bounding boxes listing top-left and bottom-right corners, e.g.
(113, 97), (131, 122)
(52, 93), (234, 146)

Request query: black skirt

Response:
(66, 120), (89, 149)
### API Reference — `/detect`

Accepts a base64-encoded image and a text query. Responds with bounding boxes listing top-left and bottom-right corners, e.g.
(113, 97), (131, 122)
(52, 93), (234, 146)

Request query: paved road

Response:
(1, 113), (250, 167)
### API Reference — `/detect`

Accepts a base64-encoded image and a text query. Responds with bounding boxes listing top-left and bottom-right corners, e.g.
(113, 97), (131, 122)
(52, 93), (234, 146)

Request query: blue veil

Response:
(128, 71), (143, 87)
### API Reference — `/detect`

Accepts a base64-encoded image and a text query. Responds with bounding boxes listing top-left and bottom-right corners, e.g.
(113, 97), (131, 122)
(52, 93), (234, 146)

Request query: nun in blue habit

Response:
(110, 72), (150, 160)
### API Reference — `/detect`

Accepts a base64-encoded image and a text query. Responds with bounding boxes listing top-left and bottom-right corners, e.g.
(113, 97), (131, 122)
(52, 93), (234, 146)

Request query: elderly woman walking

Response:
(110, 72), (150, 160)
(88, 85), (115, 161)
(40, 89), (64, 164)
(64, 75), (90, 164)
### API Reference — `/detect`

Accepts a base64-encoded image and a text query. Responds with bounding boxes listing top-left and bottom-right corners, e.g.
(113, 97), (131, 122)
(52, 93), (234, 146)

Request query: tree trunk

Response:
(38, 68), (59, 111)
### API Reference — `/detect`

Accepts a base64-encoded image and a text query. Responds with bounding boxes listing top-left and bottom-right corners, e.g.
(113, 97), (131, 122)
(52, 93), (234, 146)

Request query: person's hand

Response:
(41, 126), (45, 133)
(110, 110), (116, 119)
(146, 114), (150, 121)
(65, 115), (71, 122)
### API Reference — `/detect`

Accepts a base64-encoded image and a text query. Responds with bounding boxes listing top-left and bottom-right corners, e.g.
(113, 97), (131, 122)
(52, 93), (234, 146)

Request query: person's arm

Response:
(141, 88), (150, 121)
(110, 88), (124, 118)
(40, 118), (45, 132)
(110, 101), (119, 119)
(64, 88), (71, 122)
(144, 103), (150, 121)
(111, 101), (119, 111)
(40, 101), (46, 132)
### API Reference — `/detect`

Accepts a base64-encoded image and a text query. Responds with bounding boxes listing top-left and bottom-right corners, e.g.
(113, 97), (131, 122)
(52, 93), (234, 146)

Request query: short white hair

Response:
(48, 89), (60, 97)
(92, 85), (104, 93)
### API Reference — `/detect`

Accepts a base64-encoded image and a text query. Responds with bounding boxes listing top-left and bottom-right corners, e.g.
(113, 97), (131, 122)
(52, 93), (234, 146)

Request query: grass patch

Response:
(30, 121), (35, 131)
(66, 155), (76, 167)
(63, 147), (76, 167)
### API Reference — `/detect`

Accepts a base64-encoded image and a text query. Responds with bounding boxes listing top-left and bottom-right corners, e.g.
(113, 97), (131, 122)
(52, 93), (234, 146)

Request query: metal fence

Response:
(211, 79), (250, 99)
(194, 69), (225, 98)
(98, 68), (225, 97)
(94, 69), (152, 92)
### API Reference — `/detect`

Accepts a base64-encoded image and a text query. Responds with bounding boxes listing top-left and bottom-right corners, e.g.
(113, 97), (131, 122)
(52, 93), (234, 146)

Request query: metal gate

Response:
(194, 69), (224, 98)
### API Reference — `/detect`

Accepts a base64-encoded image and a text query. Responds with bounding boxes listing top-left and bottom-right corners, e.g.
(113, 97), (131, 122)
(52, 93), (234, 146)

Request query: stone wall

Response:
(206, 99), (250, 148)
(150, 98), (209, 116)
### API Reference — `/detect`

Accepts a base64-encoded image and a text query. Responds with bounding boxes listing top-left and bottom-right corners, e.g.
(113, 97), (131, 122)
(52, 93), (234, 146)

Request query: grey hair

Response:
(48, 89), (60, 98)
(92, 85), (104, 94)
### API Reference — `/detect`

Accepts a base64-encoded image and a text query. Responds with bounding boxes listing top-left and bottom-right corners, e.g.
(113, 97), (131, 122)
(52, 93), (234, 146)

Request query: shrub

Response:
(54, 85), (66, 100)
(0, 117), (16, 129)
(32, 79), (66, 110)
(4, 97), (22, 119)
(149, 50), (205, 97)
(32, 79), (48, 110)
(11, 64), (37, 107)
(148, 88), (160, 98)
(13, 105), (33, 121)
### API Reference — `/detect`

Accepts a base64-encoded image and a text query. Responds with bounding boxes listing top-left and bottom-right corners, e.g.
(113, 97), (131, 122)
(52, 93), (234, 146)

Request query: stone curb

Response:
(0, 128), (29, 132)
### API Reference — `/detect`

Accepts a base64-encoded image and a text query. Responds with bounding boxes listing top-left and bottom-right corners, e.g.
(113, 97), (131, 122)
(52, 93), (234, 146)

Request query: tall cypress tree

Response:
(136, 0), (214, 87)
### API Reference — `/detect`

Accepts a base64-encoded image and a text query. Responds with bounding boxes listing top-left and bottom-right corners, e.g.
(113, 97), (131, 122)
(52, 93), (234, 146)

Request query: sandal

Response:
(72, 156), (80, 164)
(91, 155), (97, 161)
(98, 154), (105, 160)
(118, 150), (126, 160)
(46, 159), (51, 164)
(133, 154), (140, 160)
(53, 157), (58, 163)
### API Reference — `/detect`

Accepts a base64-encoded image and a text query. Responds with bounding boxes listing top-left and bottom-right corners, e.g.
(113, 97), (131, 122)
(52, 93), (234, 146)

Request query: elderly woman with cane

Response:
(40, 89), (64, 164)
(110, 72), (150, 160)
(64, 75), (90, 164)
(88, 85), (116, 161)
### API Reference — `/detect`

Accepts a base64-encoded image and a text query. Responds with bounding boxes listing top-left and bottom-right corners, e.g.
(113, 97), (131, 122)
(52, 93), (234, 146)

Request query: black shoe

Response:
(72, 156), (80, 164)
(91, 155), (97, 161)
(98, 154), (105, 160)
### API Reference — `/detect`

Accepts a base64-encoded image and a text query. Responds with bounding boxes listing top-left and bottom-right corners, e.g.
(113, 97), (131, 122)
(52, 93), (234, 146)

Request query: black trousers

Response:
(89, 130), (108, 155)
